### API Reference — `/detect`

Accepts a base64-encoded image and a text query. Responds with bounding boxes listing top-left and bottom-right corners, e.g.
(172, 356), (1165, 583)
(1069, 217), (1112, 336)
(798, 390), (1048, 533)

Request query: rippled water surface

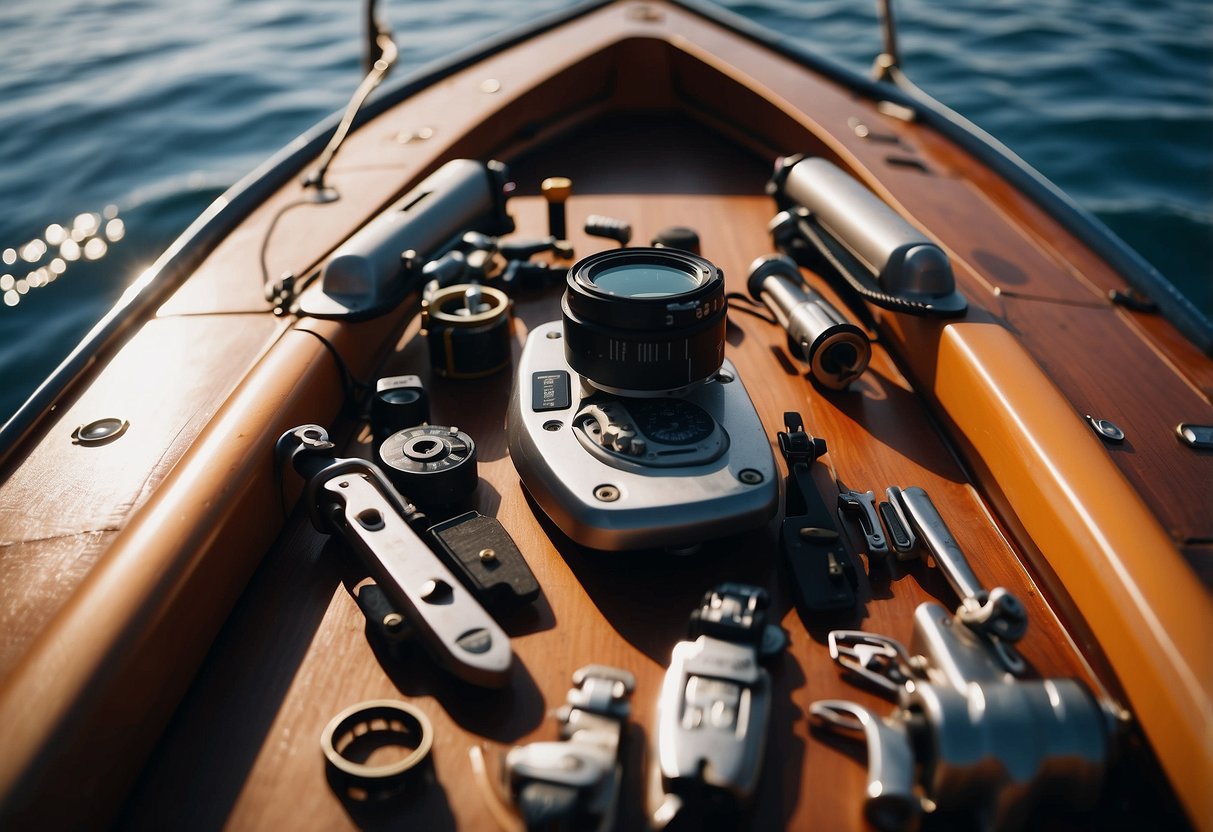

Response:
(0, 0), (1209, 424)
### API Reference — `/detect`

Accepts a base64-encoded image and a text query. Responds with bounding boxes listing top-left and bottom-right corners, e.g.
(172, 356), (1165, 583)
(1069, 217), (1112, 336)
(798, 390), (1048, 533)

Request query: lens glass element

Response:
(380, 388), (420, 405)
(591, 263), (699, 298)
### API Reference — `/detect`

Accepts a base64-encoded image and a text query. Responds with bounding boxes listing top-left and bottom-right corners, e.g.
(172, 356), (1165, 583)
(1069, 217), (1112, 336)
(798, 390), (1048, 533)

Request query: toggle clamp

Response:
(776, 412), (859, 614)
(276, 424), (515, 688)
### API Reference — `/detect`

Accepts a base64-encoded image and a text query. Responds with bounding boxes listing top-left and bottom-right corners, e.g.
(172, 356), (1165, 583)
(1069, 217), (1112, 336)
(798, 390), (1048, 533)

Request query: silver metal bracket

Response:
(651, 585), (785, 827)
(888, 485), (1026, 673)
(838, 488), (888, 555)
(321, 469), (513, 687)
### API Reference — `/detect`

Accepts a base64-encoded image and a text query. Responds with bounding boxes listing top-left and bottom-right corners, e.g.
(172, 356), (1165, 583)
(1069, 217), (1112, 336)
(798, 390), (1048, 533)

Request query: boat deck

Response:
(0, 2), (1207, 829)
(120, 139), (1170, 827)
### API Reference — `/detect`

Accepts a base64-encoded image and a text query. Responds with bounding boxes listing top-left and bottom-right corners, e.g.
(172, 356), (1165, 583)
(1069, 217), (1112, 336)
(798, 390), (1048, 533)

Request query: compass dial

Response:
(630, 399), (715, 445)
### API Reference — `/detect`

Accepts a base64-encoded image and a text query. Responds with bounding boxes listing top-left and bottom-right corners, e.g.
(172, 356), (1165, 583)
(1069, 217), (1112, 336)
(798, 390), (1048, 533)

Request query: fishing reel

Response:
(507, 247), (777, 551)
(812, 604), (1117, 832)
(811, 486), (1119, 830)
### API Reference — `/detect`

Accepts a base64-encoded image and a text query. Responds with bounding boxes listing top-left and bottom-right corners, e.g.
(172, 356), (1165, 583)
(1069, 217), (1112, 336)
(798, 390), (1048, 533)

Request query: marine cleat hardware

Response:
(277, 424), (512, 688)
(482, 665), (634, 831)
(650, 584), (787, 828)
(812, 603), (1117, 832)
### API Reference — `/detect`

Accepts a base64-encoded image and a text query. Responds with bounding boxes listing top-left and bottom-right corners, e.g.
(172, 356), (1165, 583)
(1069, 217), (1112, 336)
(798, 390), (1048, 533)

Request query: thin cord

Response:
(303, 24), (399, 193)
(725, 292), (778, 325)
(293, 327), (372, 418)
(259, 198), (317, 305)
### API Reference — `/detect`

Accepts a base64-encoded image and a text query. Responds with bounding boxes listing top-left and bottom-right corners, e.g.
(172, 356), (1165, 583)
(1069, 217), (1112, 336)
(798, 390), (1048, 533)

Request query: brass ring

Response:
(320, 700), (433, 790)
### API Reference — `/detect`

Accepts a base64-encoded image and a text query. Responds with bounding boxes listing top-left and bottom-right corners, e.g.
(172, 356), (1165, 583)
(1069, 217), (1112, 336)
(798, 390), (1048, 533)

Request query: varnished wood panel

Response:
(999, 296), (1213, 541)
(0, 314), (285, 674)
(0, 309), (418, 829)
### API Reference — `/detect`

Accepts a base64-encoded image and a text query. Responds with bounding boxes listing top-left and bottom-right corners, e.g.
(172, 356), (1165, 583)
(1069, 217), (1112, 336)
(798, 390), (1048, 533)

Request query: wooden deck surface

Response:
(120, 190), (1172, 830)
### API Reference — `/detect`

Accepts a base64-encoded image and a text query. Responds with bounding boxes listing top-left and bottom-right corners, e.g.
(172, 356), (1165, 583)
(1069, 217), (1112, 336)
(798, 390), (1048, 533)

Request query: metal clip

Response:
(828, 631), (914, 696)
(499, 665), (634, 832)
(889, 486), (1026, 673)
(651, 585), (785, 827)
(879, 487), (916, 556)
(838, 489), (888, 555)
(809, 700), (923, 832)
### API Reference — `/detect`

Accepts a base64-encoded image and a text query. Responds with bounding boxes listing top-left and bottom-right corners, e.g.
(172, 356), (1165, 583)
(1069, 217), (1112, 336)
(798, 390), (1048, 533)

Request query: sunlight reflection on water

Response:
(1, 207), (125, 309)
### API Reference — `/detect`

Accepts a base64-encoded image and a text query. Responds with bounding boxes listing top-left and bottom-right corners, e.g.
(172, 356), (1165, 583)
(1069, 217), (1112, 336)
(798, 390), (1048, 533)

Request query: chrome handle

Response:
(810, 700), (922, 831)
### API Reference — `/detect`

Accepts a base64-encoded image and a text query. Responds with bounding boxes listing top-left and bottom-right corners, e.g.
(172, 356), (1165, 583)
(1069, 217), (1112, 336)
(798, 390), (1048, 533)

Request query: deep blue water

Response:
(1, 0), (1209, 425)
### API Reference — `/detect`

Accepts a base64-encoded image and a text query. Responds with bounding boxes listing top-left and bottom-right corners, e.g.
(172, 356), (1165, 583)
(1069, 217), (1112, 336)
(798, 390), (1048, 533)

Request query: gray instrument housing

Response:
(507, 321), (777, 551)
(297, 158), (508, 318)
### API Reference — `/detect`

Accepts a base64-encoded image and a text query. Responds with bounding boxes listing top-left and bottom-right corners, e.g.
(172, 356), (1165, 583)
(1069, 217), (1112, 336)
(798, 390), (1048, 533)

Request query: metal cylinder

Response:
(775, 156), (963, 313)
(746, 254), (870, 389)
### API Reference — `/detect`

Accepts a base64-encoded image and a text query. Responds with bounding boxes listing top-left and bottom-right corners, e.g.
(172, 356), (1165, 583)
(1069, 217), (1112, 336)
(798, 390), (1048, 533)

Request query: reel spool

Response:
(378, 424), (478, 507)
(421, 283), (512, 378)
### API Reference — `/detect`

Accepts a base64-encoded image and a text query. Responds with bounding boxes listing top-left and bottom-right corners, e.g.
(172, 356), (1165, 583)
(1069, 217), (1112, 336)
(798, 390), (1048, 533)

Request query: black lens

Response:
(562, 248), (727, 394)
